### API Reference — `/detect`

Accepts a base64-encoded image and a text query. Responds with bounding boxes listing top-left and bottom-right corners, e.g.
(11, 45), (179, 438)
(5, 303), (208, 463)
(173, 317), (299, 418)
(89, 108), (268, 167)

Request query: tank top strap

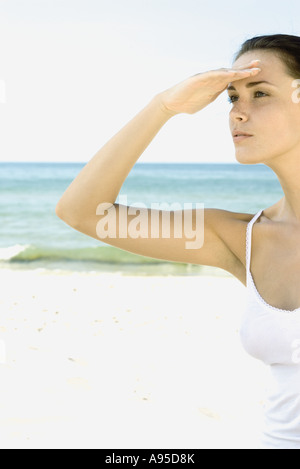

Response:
(246, 209), (263, 273)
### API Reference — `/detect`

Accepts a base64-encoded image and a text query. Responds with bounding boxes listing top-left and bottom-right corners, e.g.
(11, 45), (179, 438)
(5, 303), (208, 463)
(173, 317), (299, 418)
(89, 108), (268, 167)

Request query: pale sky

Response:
(0, 0), (299, 163)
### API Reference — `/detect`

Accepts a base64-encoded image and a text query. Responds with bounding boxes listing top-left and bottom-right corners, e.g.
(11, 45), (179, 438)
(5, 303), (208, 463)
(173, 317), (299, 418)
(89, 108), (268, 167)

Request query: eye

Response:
(227, 91), (268, 104)
(255, 91), (268, 98)
(227, 95), (238, 104)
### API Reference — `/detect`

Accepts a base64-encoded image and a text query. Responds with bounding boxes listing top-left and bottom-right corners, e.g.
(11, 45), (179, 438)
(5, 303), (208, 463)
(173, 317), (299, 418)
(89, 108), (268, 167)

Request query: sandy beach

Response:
(0, 267), (268, 449)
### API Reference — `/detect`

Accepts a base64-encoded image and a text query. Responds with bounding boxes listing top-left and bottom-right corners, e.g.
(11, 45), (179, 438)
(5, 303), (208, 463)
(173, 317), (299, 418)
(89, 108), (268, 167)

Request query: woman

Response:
(56, 34), (300, 449)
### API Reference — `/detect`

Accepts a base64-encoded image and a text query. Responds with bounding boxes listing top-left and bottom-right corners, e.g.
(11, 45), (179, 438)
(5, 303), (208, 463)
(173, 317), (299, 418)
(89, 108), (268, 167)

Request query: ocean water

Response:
(0, 162), (284, 276)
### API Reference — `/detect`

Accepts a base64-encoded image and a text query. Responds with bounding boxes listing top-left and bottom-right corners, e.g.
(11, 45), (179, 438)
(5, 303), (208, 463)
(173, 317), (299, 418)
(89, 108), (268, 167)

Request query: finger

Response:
(226, 67), (261, 80)
(237, 60), (262, 69)
(238, 67), (261, 73)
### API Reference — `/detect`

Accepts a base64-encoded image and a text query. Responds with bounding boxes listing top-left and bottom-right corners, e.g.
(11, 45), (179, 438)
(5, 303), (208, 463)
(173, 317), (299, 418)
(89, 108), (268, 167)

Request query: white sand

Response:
(0, 268), (268, 449)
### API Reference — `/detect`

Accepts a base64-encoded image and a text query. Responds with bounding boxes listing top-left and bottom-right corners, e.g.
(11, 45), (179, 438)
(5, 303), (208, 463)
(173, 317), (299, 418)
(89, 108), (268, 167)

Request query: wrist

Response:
(151, 93), (179, 119)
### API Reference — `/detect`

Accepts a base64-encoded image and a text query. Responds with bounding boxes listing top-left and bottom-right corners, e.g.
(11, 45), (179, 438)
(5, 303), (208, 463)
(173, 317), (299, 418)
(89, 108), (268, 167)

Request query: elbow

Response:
(55, 200), (66, 221)
(55, 200), (77, 228)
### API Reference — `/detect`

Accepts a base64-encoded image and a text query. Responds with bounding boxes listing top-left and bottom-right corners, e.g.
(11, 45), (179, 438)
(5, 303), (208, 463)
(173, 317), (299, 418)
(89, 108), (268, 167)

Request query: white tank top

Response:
(240, 209), (300, 449)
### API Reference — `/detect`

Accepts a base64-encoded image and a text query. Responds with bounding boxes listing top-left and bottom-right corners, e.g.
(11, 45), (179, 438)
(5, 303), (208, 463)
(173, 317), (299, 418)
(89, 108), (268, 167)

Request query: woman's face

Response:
(228, 50), (300, 166)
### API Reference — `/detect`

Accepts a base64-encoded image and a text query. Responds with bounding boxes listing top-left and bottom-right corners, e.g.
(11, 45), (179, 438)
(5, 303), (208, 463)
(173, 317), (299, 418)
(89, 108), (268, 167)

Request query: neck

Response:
(265, 153), (300, 224)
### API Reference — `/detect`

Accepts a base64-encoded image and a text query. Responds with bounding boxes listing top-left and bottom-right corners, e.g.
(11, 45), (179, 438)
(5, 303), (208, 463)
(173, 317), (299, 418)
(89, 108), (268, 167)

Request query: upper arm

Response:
(56, 203), (250, 277)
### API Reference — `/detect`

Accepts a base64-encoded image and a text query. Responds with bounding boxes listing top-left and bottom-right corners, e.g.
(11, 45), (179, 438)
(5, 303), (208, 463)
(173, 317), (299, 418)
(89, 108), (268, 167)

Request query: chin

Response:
(235, 151), (263, 165)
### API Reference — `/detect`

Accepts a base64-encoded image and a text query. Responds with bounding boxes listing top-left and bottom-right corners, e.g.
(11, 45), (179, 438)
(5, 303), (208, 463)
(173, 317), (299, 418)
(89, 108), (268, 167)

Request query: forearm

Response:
(56, 94), (175, 224)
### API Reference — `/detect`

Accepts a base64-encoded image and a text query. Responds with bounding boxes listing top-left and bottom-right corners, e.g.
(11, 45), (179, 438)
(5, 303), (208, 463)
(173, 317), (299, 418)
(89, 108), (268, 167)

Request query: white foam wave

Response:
(0, 244), (30, 261)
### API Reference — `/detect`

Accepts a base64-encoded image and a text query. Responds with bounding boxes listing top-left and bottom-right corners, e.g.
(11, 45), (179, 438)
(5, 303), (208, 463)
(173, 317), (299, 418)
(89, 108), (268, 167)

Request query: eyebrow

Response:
(227, 80), (276, 91)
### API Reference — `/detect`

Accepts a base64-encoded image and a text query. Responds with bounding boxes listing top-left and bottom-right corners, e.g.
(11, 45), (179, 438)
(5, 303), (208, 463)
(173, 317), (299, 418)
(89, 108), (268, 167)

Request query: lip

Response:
(232, 130), (253, 137)
(232, 130), (253, 143)
(233, 135), (253, 143)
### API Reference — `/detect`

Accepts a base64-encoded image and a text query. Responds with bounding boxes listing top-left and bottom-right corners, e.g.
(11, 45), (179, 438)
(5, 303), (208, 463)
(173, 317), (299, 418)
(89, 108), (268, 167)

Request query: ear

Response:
(291, 79), (300, 104)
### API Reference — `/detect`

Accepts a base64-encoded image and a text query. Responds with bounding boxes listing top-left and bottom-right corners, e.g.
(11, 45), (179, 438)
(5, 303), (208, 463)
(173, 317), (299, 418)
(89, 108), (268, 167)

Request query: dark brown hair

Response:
(233, 34), (300, 79)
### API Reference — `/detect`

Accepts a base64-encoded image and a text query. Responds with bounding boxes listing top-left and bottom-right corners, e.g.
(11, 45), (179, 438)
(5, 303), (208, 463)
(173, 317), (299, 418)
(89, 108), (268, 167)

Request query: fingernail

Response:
(243, 67), (261, 72)
(241, 68), (260, 73)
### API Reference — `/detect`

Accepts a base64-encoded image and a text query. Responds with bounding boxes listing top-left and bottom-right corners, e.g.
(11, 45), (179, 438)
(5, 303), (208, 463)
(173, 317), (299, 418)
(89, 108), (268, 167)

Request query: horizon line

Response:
(0, 161), (239, 165)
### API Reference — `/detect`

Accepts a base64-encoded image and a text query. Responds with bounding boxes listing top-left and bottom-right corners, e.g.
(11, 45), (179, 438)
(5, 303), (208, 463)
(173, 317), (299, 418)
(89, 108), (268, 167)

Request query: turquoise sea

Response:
(0, 162), (284, 276)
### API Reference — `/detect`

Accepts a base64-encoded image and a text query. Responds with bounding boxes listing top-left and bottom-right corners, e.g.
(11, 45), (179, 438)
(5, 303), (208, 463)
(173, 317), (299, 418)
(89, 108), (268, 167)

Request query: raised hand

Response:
(157, 60), (261, 116)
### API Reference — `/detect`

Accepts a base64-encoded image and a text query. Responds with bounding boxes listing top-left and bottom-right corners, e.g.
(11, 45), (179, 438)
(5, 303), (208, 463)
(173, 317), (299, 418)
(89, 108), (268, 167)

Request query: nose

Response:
(229, 105), (248, 122)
